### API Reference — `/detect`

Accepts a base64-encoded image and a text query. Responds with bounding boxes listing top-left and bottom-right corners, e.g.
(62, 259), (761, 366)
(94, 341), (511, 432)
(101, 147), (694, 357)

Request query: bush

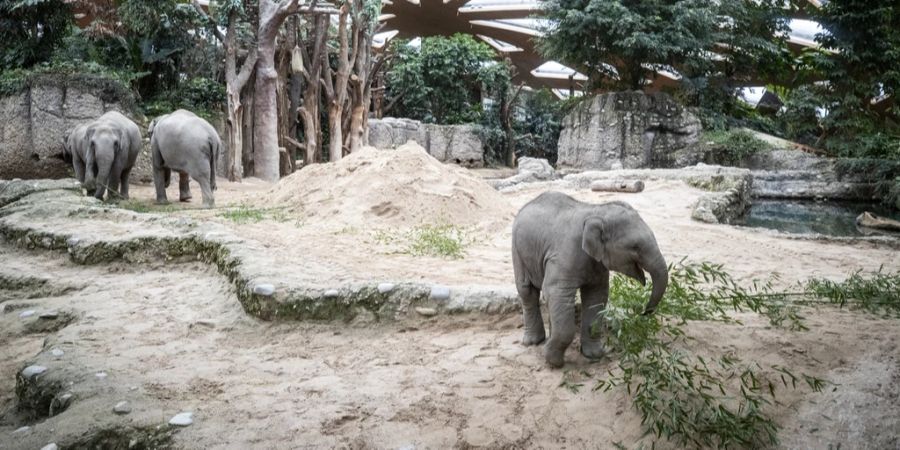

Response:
(702, 129), (772, 166)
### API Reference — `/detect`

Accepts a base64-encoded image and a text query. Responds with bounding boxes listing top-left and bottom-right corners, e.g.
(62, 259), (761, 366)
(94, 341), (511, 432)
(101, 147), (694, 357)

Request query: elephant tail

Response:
(209, 136), (218, 191)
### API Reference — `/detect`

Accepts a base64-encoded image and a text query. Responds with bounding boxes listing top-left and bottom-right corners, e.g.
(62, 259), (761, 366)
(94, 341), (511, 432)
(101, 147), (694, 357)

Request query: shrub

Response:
(703, 129), (772, 166)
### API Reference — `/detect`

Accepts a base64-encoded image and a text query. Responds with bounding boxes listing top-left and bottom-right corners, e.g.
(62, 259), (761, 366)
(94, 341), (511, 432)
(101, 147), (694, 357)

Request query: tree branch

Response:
(191, 0), (226, 43)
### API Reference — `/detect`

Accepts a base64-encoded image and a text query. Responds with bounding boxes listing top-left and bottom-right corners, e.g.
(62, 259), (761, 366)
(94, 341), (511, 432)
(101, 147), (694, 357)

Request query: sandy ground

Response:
(2, 150), (900, 448)
(0, 245), (898, 449)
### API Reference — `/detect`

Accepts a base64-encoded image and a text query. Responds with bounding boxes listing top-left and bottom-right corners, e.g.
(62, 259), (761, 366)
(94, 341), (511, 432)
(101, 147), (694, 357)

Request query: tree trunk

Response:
(299, 13), (328, 165)
(590, 179), (645, 193)
(323, 4), (351, 162)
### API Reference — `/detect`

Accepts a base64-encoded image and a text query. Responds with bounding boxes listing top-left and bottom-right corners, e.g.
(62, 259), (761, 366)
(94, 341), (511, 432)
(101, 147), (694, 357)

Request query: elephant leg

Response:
(194, 173), (214, 208)
(73, 156), (86, 184)
(153, 166), (169, 205)
(517, 283), (545, 346)
(178, 171), (192, 202)
(580, 274), (609, 360)
(105, 174), (121, 202)
(119, 168), (131, 200)
(543, 282), (578, 368)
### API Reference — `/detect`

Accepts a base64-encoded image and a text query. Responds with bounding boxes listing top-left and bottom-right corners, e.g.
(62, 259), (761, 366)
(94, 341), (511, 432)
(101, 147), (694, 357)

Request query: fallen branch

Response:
(591, 179), (645, 193)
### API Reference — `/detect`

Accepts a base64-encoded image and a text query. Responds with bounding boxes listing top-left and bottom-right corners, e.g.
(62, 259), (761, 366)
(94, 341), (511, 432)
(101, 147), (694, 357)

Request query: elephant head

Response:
(581, 204), (669, 315)
(84, 124), (124, 199)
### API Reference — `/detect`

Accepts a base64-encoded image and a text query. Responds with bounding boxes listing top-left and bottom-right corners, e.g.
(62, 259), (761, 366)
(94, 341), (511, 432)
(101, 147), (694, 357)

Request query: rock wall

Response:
(557, 91), (702, 170)
(368, 117), (484, 167)
(0, 74), (141, 180)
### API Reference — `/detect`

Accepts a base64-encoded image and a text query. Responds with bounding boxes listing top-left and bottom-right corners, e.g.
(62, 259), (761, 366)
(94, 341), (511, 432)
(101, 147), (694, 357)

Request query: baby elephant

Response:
(65, 111), (142, 200)
(511, 192), (669, 368)
(149, 110), (221, 208)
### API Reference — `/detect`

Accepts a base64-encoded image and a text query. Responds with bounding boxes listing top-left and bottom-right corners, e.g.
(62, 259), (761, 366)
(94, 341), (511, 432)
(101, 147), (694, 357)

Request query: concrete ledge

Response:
(0, 179), (520, 322)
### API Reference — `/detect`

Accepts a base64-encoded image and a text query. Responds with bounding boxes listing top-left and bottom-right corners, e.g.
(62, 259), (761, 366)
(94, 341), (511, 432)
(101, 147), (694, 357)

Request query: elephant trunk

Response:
(93, 159), (112, 200)
(643, 251), (668, 315)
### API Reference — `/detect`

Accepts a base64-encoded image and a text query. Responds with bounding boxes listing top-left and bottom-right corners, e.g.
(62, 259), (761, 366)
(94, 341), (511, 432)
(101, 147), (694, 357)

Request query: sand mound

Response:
(267, 143), (515, 228)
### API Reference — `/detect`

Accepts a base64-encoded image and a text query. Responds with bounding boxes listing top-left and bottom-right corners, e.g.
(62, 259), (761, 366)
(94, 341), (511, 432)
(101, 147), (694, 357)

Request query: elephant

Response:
(511, 191), (669, 368)
(74, 111), (142, 200)
(149, 109), (220, 208)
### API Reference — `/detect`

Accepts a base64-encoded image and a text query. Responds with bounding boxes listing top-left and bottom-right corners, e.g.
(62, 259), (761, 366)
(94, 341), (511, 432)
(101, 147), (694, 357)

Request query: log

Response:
(591, 179), (645, 193)
(856, 211), (900, 231)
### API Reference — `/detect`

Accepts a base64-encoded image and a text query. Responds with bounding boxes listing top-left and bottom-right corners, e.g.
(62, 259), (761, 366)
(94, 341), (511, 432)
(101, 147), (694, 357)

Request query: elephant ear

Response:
(147, 119), (157, 138)
(581, 216), (610, 267)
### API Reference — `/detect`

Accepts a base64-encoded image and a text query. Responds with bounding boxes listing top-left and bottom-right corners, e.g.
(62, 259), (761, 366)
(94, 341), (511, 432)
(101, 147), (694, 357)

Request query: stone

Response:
(41, 444), (58, 450)
(367, 117), (485, 167)
(51, 348), (64, 358)
(113, 401), (132, 414)
(324, 289), (340, 298)
(0, 75), (139, 179)
(557, 91), (701, 170)
(13, 426), (30, 433)
(22, 365), (47, 378)
(517, 157), (555, 180)
(50, 392), (73, 415)
(253, 283), (275, 296)
(19, 310), (35, 318)
(39, 311), (59, 319)
(95, 371), (108, 379)
(169, 412), (194, 426)
(414, 307), (438, 317)
(430, 286), (451, 301)
(377, 283), (395, 294)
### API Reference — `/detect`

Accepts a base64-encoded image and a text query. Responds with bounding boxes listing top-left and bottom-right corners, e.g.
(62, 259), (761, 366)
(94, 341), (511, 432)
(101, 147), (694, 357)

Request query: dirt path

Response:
(1, 244), (899, 449)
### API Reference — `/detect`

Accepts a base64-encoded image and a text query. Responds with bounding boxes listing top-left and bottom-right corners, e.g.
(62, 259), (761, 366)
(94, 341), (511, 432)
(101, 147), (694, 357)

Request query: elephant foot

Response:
(179, 195), (192, 202)
(544, 347), (565, 368)
(155, 199), (170, 205)
(580, 339), (606, 360)
(522, 330), (546, 346)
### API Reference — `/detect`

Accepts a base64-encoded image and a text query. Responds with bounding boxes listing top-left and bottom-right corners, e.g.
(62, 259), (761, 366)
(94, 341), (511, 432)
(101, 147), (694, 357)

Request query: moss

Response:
(67, 425), (176, 450)
(685, 174), (743, 192)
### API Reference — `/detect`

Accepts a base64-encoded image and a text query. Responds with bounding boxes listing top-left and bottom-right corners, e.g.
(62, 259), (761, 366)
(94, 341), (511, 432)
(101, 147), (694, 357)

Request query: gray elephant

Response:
(149, 109), (220, 208)
(70, 111), (142, 200)
(511, 192), (669, 367)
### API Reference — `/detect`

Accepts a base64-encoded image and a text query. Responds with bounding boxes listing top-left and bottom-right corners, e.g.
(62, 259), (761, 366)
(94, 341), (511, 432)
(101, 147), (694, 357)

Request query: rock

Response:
(40, 444), (58, 450)
(50, 392), (73, 415)
(324, 289), (340, 298)
(414, 307), (438, 317)
(39, 311), (59, 320)
(66, 237), (81, 247)
(13, 426), (30, 433)
(19, 310), (36, 318)
(0, 74), (140, 179)
(95, 371), (108, 379)
(517, 157), (555, 180)
(377, 283), (395, 294)
(252, 283), (275, 296)
(430, 286), (451, 301)
(193, 319), (216, 328)
(51, 348), (64, 358)
(113, 401), (132, 414)
(169, 411), (194, 426)
(367, 118), (485, 167)
(21, 365), (47, 379)
(557, 91), (701, 170)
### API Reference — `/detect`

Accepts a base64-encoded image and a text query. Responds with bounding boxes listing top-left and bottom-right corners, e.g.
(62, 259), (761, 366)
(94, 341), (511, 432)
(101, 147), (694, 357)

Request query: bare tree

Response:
(346, 0), (382, 153)
(321, 3), (351, 162)
(298, 13), (329, 165)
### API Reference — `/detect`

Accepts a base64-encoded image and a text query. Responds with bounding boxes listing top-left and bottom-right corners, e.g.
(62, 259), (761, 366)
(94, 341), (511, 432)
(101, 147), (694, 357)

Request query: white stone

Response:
(51, 348), (64, 358)
(66, 237), (80, 247)
(13, 426), (30, 433)
(430, 286), (451, 301)
(324, 289), (339, 298)
(113, 401), (132, 414)
(169, 412), (193, 426)
(41, 444), (58, 450)
(19, 310), (35, 318)
(95, 371), (108, 379)
(22, 365), (47, 378)
(414, 307), (438, 317)
(252, 283), (275, 296)
(377, 283), (395, 294)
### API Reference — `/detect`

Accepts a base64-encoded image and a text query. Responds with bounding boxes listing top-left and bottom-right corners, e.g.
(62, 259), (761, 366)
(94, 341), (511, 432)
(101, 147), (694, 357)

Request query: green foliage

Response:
(144, 77), (225, 120)
(0, 0), (72, 70)
(805, 269), (900, 318)
(385, 34), (502, 124)
(513, 89), (566, 163)
(595, 262), (820, 448)
(834, 158), (900, 207)
(701, 129), (772, 166)
(117, 200), (178, 214)
(375, 224), (472, 259)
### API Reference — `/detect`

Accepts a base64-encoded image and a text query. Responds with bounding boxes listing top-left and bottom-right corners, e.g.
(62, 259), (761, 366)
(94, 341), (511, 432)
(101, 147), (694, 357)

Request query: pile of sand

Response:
(267, 143), (516, 229)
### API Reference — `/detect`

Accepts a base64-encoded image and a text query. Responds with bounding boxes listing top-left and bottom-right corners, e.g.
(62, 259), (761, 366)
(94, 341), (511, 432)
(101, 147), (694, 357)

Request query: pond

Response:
(737, 199), (900, 237)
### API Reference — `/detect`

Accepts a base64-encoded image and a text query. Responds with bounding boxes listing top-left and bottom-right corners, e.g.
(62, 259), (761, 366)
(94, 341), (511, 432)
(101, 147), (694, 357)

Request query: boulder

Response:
(0, 74), (141, 180)
(516, 157), (554, 180)
(367, 118), (484, 167)
(557, 91), (702, 170)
